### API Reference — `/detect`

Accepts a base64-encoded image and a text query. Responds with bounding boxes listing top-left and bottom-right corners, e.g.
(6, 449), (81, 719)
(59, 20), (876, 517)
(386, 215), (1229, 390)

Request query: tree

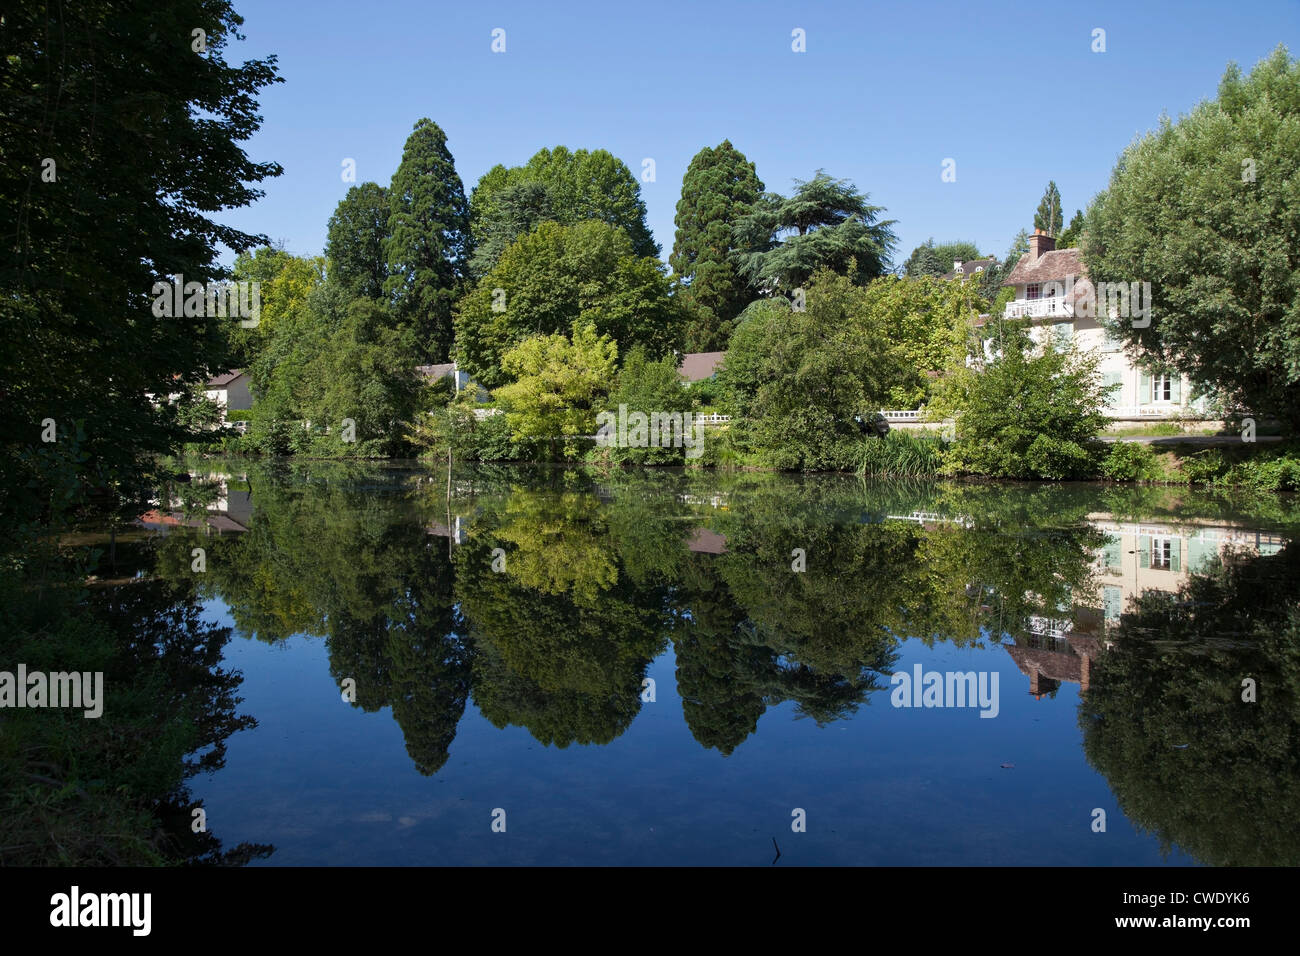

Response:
(601, 347), (695, 464)
(904, 239), (982, 277)
(670, 141), (765, 350)
(454, 220), (684, 390)
(1, 0), (282, 531)
(1058, 209), (1085, 249)
(731, 170), (897, 294)
(325, 183), (389, 299)
(934, 332), (1110, 479)
(469, 146), (657, 276)
(494, 323), (619, 460)
(231, 246), (325, 368)
(383, 118), (471, 362)
(1085, 46), (1300, 429)
(1034, 181), (1063, 236)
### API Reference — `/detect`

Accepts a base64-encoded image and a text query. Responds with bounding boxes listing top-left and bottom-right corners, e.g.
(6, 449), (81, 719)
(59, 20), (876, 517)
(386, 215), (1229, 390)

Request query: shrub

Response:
(857, 431), (945, 478)
(1100, 442), (1160, 482)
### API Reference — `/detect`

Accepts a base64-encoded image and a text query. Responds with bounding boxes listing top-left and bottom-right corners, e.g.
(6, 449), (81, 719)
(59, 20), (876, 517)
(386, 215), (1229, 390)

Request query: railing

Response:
(696, 413), (731, 425)
(879, 409), (923, 422)
(1004, 296), (1073, 319)
(1107, 405), (1185, 419)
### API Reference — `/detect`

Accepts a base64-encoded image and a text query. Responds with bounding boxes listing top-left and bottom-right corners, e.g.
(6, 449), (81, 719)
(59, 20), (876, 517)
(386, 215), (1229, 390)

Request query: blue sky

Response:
(220, 0), (1297, 270)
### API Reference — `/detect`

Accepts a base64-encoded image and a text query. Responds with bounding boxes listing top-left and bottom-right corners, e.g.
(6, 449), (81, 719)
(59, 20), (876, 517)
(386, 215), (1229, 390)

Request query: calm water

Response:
(117, 461), (1300, 865)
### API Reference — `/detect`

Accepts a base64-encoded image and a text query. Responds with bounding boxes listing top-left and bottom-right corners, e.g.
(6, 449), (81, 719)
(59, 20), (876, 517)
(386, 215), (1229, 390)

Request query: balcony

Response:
(1004, 296), (1073, 319)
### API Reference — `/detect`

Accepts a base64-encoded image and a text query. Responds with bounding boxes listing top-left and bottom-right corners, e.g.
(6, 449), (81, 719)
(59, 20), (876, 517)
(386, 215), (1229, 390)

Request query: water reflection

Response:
(139, 462), (1299, 864)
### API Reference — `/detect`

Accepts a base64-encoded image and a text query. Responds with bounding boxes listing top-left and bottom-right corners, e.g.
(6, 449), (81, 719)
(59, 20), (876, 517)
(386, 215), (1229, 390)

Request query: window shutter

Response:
(1170, 541), (1181, 573)
(1139, 371), (1150, 405)
(1138, 534), (1150, 568)
(1103, 533), (1122, 568)
(1103, 372), (1122, 408)
(1170, 376), (1181, 403)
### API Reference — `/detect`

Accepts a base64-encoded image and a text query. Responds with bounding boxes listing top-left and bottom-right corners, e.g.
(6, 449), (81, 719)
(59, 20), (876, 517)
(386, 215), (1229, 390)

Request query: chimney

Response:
(1028, 229), (1056, 260)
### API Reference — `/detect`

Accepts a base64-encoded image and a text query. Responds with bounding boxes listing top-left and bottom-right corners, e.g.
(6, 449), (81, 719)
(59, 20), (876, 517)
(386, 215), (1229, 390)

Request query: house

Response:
(941, 258), (995, 281)
(678, 351), (725, 383)
(416, 361), (490, 402)
(997, 230), (1205, 420)
(205, 370), (252, 414)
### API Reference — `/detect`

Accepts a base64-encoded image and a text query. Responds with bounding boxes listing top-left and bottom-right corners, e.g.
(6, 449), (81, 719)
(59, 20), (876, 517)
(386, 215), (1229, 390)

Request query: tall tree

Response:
(383, 118), (471, 362)
(469, 146), (657, 276)
(1034, 181), (1063, 236)
(904, 239), (981, 277)
(670, 141), (764, 350)
(325, 182), (389, 299)
(1086, 46), (1300, 428)
(454, 220), (684, 390)
(1, 0), (282, 530)
(1058, 209), (1085, 249)
(731, 171), (897, 294)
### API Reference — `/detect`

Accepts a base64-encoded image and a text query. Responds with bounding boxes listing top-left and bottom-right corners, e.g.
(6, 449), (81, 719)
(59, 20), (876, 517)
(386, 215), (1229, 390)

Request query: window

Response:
(1150, 537), (1174, 570)
(1152, 374), (1173, 402)
(1025, 283), (1042, 301)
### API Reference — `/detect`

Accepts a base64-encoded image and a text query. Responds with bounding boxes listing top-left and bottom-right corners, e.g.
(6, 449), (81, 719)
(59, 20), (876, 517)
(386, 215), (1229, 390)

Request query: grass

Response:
(856, 431), (945, 478)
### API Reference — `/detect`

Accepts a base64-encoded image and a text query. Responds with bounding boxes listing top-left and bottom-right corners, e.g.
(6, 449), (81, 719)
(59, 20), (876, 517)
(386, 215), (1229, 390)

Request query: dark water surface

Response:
(129, 461), (1300, 865)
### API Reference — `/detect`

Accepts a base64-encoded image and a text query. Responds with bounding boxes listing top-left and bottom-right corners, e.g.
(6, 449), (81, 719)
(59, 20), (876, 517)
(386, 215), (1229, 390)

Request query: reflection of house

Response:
(996, 231), (1206, 420)
(1006, 517), (1287, 699)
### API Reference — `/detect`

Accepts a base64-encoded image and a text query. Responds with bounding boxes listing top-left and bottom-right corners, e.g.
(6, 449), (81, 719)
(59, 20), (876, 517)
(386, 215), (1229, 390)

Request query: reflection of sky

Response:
(194, 599), (1195, 866)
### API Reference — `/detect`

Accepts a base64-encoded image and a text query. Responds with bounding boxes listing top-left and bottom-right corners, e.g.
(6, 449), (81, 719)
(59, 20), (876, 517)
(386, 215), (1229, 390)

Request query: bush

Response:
(1100, 441), (1160, 482)
(857, 431), (945, 478)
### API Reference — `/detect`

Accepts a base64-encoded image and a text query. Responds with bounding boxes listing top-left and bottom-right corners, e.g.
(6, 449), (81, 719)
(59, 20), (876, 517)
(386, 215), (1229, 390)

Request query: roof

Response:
(1001, 248), (1085, 286)
(416, 363), (457, 379)
(678, 351), (725, 382)
(206, 369), (245, 388)
(941, 258), (995, 281)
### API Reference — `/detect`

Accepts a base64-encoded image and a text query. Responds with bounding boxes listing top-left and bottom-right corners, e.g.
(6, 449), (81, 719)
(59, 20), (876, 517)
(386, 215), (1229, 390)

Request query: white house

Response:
(205, 370), (252, 415)
(996, 230), (1206, 420)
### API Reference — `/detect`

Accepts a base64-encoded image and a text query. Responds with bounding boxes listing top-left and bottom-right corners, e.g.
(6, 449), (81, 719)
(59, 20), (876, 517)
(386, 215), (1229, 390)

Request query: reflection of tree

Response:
(455, 489), (670, 747)
(1080, 543), (1300, 865)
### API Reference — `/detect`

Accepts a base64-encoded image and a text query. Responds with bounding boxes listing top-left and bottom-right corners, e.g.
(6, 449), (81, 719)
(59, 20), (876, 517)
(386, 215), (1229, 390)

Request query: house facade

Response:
(997, 231), (1206, 420)
(205, 370), (252, 415)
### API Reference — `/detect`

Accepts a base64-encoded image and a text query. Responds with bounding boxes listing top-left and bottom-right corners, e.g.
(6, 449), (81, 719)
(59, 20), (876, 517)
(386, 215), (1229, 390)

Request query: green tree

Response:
(469, 146), (657, 275)
(325, 182), (389, 299)
(935, 332), (1110, 479)
(601, 347), (695, 464)
(1085, 46), (1300, 429)
(731, 171), (897, 293)
(1034, 181), (1063, 236)
(454, 220), (684, 389)
(670, 140), (765, 350)
(1, 0), (282, 531)
(1058, 209), (1085, 249)
(384, 118), (471, 362)
(904, 239), (982, 277)
(494, 323), (619, 459)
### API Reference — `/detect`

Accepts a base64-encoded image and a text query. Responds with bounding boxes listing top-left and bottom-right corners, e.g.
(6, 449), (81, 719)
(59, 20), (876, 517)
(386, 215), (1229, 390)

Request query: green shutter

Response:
(1170, 376), (1181, 403)
(1103, 533), (1122, 568)
(1170, 541), (1181, 573)
(1139, 371), (1151, 405)
(1104, 586), (1123, 622)
(1188, 537), (1217, 573)
(1103, 372), (1122, 408)
(1138, 534), (1150, 568)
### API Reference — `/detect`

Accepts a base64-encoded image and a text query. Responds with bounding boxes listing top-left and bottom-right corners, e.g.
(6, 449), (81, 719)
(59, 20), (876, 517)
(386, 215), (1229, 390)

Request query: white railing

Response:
(1004, 296), (1073, 319)
(696, 413), (731, 425)
(879, 409), (923, 422)
(1107, 405), (1185, 419)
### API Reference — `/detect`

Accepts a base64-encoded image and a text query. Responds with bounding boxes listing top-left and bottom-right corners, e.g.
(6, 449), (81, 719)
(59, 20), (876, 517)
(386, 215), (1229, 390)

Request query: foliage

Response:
(599, 347), (695, 464)
(903, 239), (981, 277)
(325, 182), (389, 299)
(1085, 46), (1300, 429)
(454, 220), (684, 389)
(1099, 441), (1161, 482)
(494, 323), (619, 460)
(730, 170), (897, 294)
(670, 140), (765, 350)
(935, 333), (1109, 479)
(1033, 181), (1063, 236)
(856, 431), (945, 478)
(468, 145), (657, 276)
(383, 118), (472, 362)
(1058, 209), (1085, 249)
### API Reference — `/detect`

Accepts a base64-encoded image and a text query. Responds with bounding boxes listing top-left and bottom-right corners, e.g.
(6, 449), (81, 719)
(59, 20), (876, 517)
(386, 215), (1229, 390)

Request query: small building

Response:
(941, 258), (995, 281)
(416, 361), (490, 402)
(997, 231), (1206, 420)
(205, 370), (252, 414)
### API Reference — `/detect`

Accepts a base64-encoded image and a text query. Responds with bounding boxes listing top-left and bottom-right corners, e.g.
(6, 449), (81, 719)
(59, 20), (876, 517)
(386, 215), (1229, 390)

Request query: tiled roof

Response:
(206, 369), (245, 388)
(1002, 248), (1085, 286)
(678, 351), (725, 382)
(416, 363), (457, 379)
(941, 258), (996, 280)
